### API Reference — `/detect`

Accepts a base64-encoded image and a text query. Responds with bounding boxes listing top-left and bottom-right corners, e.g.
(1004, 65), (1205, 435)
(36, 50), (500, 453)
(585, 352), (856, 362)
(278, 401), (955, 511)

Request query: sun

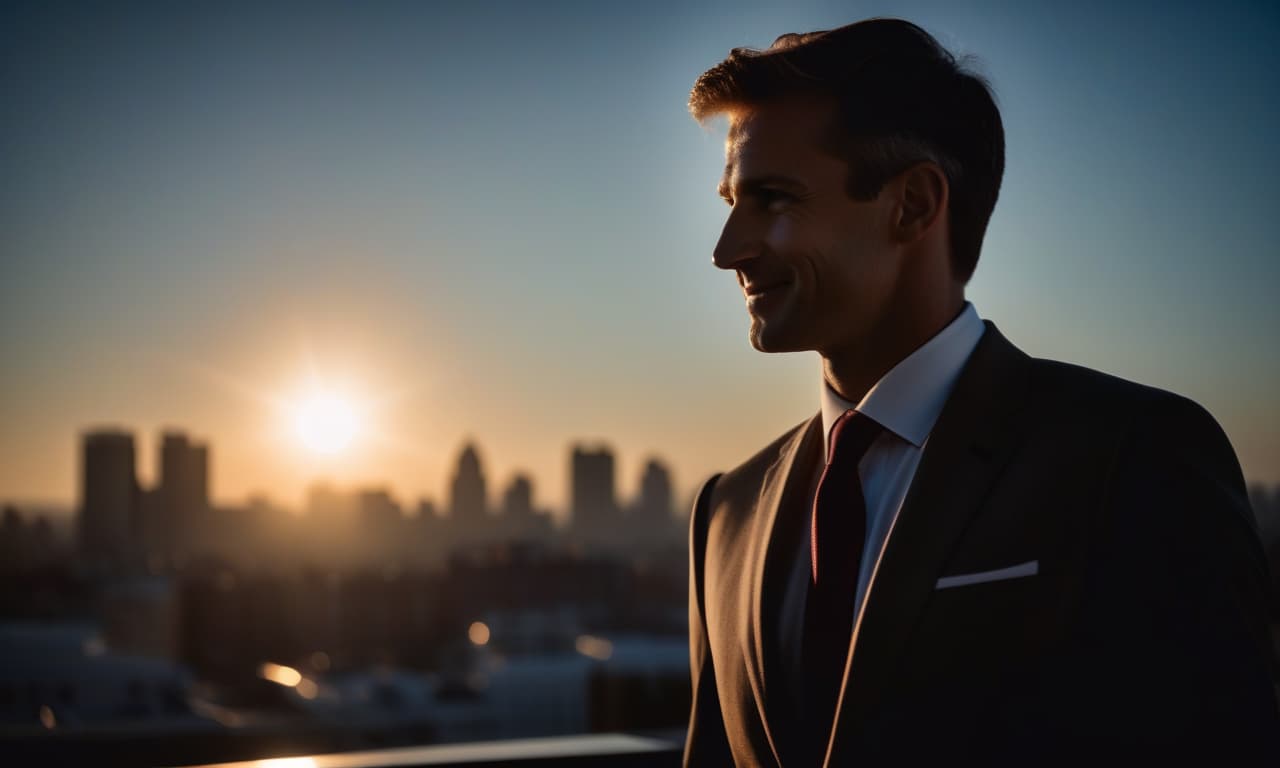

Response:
(293, 392), (360, 455)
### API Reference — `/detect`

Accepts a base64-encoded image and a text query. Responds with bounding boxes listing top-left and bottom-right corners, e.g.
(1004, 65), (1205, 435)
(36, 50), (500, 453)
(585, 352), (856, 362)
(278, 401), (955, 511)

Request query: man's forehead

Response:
(720, 101), (837, 180)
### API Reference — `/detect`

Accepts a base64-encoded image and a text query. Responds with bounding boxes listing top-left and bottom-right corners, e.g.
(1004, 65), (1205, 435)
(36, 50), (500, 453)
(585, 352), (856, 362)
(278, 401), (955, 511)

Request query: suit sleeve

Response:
(684, 473), (733, 767)
(1075, 392), (1280, 759)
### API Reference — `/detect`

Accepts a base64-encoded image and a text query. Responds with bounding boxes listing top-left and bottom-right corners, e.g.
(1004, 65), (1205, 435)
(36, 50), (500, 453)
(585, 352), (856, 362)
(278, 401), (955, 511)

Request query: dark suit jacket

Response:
(685, 322), (1280, 766)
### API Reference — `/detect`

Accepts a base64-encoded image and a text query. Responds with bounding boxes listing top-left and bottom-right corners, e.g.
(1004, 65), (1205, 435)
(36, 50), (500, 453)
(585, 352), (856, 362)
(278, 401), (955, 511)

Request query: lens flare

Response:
(293, 393), (359, 455)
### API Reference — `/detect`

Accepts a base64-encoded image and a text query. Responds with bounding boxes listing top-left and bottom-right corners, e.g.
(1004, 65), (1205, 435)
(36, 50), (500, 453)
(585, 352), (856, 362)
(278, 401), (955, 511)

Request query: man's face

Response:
(715, 100), (902, 356)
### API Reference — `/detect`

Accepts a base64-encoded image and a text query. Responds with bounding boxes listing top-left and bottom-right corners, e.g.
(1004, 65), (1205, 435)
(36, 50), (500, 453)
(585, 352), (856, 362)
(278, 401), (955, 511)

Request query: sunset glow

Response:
(292, 393), (360, 455)
(0, 2), (1276, 513)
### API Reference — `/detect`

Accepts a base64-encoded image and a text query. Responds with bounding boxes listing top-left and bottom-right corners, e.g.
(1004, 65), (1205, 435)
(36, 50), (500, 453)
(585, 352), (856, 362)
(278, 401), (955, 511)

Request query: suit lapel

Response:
(824, 322), (1033, 765)
(746, 413), (823, 765)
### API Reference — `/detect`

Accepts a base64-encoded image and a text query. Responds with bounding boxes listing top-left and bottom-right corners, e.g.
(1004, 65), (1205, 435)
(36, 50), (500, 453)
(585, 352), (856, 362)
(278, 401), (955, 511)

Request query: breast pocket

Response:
(912, 565), (1047, 678)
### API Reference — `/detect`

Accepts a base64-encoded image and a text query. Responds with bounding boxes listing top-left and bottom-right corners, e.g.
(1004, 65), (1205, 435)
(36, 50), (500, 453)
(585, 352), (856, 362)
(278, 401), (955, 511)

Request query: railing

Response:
(175, 732), (684, 768)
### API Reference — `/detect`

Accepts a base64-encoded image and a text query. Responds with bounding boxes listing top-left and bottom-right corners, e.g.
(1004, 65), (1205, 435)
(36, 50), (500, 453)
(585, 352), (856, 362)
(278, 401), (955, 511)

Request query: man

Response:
(683, 18), (1279, 767)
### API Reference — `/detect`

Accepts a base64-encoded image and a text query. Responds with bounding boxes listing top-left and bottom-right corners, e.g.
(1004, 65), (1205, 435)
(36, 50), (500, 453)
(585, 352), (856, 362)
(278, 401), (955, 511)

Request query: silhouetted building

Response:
(449, 444), (488, 521)
(405, 498), (453, 566)
(0, 506), (23, 569)
(137, 487), (163, 570)
(358, 488), (402, 529)
(571, 446), (617, 541)
(307, 482), (354, 521)
(357, 487), (405, 563)
(0, 506), (57, 571)
(502, 475), (534, 519)
(617, 459), (681, 555)
(446, 443), (493, 552)
(79, 429), (141, 573)
(158, 431), (209, 565)
(101, 576), (179, 660)
(303, 483), (358, 567)
(634, 459), (673, 523)
(501, 474), (554, 543)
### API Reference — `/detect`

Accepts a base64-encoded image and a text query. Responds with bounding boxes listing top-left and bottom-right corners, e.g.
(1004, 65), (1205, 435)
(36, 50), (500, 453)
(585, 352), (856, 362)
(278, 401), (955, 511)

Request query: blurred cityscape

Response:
(3, 427), (1279, 766)
(1, 427), (694, 766)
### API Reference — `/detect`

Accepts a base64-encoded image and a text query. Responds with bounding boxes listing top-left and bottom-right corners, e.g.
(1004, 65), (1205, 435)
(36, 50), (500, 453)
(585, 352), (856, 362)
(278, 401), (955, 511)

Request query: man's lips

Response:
(743, 280), (791, 297)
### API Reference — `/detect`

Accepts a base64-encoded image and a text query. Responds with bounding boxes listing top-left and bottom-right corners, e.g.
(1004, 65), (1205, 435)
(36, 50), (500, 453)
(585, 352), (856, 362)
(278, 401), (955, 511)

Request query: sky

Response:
(2, 0), (1278, 520)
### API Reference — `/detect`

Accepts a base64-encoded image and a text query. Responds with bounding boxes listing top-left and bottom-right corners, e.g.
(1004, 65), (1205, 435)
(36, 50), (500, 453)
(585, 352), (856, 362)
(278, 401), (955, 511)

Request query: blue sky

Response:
(2, 1), (1277, 514)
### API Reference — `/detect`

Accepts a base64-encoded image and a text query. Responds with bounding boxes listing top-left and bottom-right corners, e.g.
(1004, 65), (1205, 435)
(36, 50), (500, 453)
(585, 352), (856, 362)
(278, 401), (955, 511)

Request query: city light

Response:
(296, 678), (319, 700)
(575, 635), (613, 661)
(82, 635), (106, 657)
(468, 621), (491, 646)
(258, 662), (304, 687)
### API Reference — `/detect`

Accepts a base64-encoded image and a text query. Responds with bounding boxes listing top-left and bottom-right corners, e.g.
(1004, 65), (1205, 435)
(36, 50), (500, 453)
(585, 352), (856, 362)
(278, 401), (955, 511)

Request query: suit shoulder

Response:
(692, 416), (816, 529)
(1027, 357), (1223, 433)
(714, 417), (812, 496)
(1028, 357), (1250, 525)
(1029, 357), (1159, 410)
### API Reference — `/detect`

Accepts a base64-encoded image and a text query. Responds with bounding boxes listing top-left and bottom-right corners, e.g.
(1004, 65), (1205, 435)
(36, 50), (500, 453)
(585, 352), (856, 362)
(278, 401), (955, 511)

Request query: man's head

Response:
(690, 19), (1004, 357)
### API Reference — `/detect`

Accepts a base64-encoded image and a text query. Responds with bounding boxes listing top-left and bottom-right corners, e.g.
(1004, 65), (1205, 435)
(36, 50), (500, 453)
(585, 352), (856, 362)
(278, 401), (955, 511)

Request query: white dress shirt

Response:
(777, 302), (986, 685)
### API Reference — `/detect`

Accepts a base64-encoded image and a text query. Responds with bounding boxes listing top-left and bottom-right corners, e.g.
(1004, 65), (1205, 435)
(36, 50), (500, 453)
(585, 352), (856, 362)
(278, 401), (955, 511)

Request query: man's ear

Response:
(892, 161), (949, 244)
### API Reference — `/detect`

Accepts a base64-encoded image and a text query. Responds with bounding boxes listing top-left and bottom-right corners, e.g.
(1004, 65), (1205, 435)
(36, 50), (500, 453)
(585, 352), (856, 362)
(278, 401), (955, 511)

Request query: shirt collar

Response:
(821, 302), (986, 455)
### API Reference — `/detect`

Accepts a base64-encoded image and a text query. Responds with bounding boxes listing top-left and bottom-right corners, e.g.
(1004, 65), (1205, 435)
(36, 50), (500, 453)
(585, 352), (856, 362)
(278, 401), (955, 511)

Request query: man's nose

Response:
(712, 209), (760, 270)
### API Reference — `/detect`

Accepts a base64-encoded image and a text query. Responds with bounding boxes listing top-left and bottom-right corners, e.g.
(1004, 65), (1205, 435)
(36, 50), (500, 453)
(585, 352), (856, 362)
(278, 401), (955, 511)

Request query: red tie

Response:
(803, 408), (884, 760)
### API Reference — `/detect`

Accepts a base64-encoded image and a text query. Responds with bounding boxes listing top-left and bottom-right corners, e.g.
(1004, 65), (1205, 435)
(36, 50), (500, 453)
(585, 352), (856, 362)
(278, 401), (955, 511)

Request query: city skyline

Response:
(3, 1), (1278, 511)
(65, 423), (682, 526)
(66, 422), (685, 581)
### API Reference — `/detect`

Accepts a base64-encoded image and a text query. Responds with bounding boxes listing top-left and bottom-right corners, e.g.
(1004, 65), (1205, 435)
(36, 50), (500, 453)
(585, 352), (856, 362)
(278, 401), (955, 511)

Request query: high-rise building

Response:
(502, 475), (534, 519)
(302, 482), (357, 565)
(501, 473), (554, 543)
(417, 499), (440, 521)
(306, 482), (355, 521)
(137, 486), (164, 570)
(357, 487), (404, 564)
(450, 443), (488, 520)
(79, 429), (140, 572)
(189, 443), (209, 507)
(412, 498), (448, 566)
(158, 431), (210, 562)
(635, 459), (673, 522)
(0, 507), (22, 570)
(571, 445), (617, 532)
(0, 506), (56, 570)
(358, 488), (402, 528)
(625, 458), (681, 554)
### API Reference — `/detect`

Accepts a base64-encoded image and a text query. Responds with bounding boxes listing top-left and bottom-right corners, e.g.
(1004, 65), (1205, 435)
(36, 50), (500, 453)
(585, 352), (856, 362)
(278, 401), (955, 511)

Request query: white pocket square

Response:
(935, 560), (1038, 590)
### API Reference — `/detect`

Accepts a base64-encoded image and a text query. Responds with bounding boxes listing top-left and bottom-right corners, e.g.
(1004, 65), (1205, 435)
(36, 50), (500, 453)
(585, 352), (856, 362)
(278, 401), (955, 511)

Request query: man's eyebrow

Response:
(718, 174), (809, 201)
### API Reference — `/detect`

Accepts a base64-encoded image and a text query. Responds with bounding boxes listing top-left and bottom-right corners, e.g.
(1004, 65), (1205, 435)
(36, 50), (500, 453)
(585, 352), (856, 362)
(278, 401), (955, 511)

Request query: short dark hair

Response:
(689, 18), (1004, 284)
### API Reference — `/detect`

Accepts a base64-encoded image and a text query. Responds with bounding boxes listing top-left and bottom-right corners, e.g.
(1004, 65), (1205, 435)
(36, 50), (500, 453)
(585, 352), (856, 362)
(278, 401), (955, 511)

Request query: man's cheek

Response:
(765, 217), (797, 251)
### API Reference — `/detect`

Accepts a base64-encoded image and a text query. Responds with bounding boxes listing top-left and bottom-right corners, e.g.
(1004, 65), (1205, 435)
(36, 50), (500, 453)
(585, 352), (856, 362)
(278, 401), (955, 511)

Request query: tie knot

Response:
(826, 409), (883, 466)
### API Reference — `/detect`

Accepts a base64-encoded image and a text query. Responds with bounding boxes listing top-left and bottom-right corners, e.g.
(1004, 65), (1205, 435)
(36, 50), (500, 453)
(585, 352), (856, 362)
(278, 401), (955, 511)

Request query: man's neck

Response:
(821, 297), (966, 405)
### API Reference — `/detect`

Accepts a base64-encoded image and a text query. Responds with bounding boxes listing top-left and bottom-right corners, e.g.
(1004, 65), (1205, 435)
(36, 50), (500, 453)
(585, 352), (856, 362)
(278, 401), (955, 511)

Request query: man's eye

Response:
(760, 190), (792, 213)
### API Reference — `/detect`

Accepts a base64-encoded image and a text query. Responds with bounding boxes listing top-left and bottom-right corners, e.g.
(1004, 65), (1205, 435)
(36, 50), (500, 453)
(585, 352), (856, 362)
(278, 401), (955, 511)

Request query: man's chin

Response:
(748, 318), (810, 353)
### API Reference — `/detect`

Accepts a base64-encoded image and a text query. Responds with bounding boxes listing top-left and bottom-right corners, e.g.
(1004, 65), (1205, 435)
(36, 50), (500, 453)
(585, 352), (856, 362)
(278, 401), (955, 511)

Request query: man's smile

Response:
(744, 279), (792, 314)
(742, 279), (791, 297)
